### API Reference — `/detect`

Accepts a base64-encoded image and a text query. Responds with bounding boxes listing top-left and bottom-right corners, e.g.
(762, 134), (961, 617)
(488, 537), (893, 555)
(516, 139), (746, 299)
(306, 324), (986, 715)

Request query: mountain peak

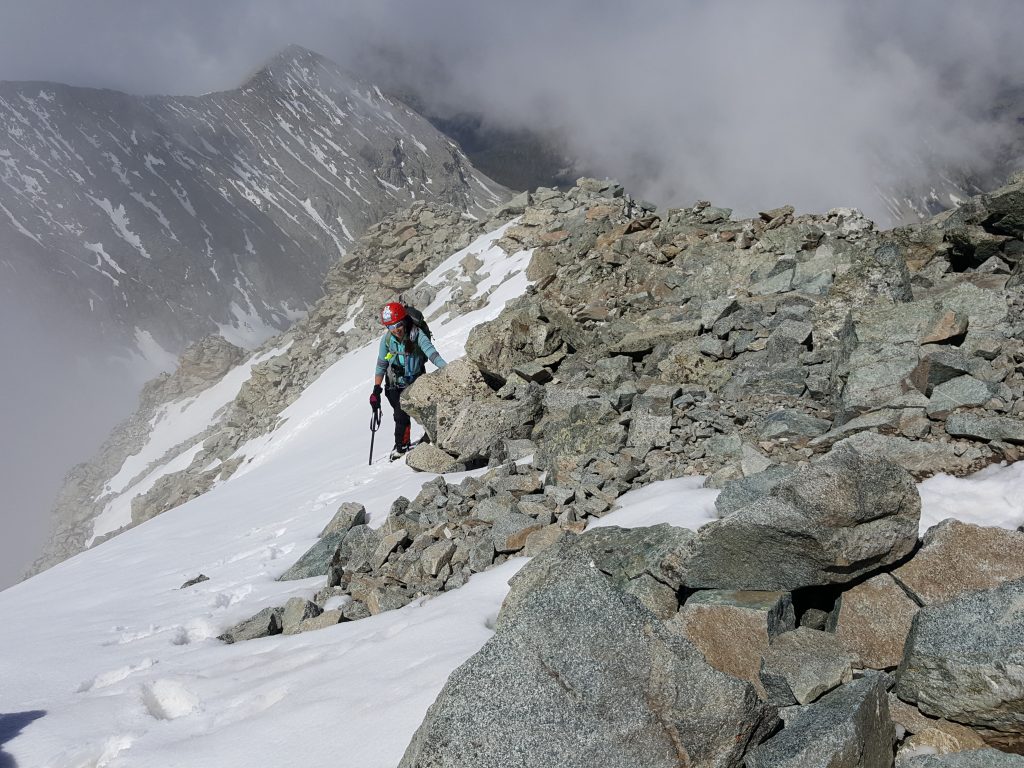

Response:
(244, 44), (366, 95)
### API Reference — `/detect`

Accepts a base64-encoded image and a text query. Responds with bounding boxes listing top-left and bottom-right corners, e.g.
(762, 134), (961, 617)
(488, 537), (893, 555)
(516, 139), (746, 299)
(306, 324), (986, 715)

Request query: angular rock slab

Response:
(278, 531), (345, 581)
(889, 693), (989, 763)
(686, 450), (920, 590)
(745, 673), (895, 768)
(900, 751), (1024, 767)
(671, 590), (795, 698)
(503, 525), (694, 619)
(830, 573), (919, 669)
(759, 627), (857, 706)
(218, 606), (283, 644)
(896, 577), (1024, 736)
(319, 502), (366, 537)
(399, 545), (777, 768)
(893, 519), (1024, 605)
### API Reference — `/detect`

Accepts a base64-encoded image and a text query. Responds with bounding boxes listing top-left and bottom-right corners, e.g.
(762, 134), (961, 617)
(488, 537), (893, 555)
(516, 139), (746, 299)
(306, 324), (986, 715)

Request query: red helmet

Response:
(380, 302), (407, 327)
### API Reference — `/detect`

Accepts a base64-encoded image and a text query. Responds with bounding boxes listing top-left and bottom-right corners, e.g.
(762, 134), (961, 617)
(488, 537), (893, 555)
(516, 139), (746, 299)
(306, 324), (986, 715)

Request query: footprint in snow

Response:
(142, 679), (201, 720)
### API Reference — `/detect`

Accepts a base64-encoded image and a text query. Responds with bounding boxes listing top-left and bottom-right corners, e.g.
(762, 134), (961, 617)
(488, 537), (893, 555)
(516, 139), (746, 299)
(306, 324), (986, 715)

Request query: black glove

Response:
(369, 384), (382, 409)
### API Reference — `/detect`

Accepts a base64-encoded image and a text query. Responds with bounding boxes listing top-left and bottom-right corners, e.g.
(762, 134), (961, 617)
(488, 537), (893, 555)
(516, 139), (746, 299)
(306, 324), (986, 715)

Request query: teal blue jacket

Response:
(374, 326), (446, 389)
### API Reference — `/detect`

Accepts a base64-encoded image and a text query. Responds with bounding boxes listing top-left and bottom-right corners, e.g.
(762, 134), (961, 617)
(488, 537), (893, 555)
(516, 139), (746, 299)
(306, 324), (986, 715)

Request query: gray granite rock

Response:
(671, 590), (795, 697)
(760, 628), (857, 706)
(901, 751), (1024, 767)
(892, 519), (1024, 606)
(399, 544), (777, 768)
(745, 673), (895, 768)
(278, 531), (346, 581)
(281, 597), (323, 635)
(945, 412), (1024, 444)
(404, 443), (464, 473)
(896, 577), (1024, 735)
(319, 502), (367, 537)
(714, 465), (796, 517)
(218, 606), (283, 644)
(687, 450), (920, 590)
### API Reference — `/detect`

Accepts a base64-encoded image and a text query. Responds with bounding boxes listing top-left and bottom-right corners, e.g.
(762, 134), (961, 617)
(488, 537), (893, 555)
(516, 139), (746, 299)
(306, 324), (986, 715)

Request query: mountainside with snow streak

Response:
(0, 45), (506, 361)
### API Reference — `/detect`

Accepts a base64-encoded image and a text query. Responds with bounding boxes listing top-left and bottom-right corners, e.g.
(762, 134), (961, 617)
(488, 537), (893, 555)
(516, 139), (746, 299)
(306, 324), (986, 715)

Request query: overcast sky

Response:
(1, 1), (1023, 586)
(2, 0), (1023, 218)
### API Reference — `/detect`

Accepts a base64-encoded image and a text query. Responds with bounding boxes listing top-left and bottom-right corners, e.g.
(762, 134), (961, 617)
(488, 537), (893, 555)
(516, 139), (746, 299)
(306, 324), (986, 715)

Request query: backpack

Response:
(402, 304), (432, 340)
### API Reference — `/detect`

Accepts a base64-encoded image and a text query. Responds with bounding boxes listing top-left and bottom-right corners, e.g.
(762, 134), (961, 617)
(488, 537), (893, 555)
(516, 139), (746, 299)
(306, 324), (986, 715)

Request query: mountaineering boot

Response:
(390, 442), (411, 461)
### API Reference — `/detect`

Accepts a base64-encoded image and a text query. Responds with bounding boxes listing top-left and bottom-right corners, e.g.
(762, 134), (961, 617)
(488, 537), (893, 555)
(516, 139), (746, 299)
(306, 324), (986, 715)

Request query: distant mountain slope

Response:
(0, 45), (507, 587)
(0, 45), (507, 359)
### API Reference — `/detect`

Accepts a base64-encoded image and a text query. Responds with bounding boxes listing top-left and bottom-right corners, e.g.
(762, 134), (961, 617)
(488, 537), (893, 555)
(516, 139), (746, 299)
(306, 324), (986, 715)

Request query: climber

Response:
(369, 301), (447, 460)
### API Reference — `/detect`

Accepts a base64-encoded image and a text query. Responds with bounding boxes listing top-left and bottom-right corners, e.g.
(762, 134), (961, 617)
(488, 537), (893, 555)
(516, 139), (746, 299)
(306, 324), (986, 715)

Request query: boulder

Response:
(892, 520), (1024, 605)
(490, 512), (544, 554)
(319, 502), (367, 537)
(436, 392), (541, 464)
(627, 384), (680, 450)
(401, 358), (493, 442)
(745, 673), (895, 768)
(398, 544), (777, 768)
(759, 627), (857, 706)
(685, 450), (920, 590)
(927, 376), (994, 418)
(404, 443), (464, 473)
(945, 412), (1024, 444)
(420, 540), (456, 577)
(278, 531), (345, 581)
(670, 590), (795, 698)
(336, 525), (383, 574)
(759, 410), (833, 443)
(890, 694), (989, 765)
(900, 750), (1024, 767)
(218, 606), (283, 644)
(281, 598), (323, 635)
(829, 573), (919, 670)
(829, 431), (987, 478)
(896, 577), (1024, 738)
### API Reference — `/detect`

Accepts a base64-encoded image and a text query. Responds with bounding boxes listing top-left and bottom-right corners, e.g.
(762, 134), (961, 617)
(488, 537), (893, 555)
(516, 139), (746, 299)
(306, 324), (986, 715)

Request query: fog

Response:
(1, 1), (1022, 587)
(0, 285), (147, 588)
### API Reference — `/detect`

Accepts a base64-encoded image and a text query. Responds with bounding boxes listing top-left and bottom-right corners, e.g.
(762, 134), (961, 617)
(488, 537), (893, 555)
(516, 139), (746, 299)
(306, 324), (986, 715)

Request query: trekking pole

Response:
(369, 406), (382, 465)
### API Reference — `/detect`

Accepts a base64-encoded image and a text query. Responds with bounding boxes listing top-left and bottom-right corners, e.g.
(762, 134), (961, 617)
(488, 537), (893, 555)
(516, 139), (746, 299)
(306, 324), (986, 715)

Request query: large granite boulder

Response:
(896, 577), (1024, 739)
(399, 544), (777, 768)
(278, 531), (346, 581)
(435, 389), (542, 464)
(402, 358), (493, 443)
(745, 673), (895, 768)
(684, 450), (920, 590)
(892, 520), (1024, 605)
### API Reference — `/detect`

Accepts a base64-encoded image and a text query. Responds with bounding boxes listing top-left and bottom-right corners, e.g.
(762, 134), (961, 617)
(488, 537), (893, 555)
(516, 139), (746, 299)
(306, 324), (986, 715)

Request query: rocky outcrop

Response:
(398, 542), (777, 768)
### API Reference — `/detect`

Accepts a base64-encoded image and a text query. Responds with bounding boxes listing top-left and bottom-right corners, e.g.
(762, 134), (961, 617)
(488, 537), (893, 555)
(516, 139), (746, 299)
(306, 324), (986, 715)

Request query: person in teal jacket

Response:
(369, 302), (446, 459)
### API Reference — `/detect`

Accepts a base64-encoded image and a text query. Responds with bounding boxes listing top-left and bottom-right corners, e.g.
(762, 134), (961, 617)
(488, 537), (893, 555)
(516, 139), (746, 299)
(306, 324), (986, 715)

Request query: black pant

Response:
(385, 387), (410, 449)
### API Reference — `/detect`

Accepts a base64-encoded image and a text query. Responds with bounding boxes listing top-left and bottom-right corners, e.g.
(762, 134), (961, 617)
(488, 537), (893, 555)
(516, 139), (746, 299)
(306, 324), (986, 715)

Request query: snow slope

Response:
(3, 225), (1024, 766)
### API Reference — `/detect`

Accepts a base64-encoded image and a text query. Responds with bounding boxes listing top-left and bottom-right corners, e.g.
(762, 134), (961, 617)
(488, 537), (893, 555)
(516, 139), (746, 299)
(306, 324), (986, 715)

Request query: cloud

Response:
(2, 1), (1022, 220)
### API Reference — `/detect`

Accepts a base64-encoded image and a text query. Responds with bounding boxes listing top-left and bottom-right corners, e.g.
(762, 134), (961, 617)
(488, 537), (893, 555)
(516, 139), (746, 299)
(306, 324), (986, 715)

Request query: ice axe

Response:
(369, 404), (383, 465)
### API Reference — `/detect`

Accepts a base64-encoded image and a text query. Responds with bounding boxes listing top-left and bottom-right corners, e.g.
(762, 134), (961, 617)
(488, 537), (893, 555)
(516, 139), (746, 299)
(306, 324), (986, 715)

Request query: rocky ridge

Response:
(63, 173), (1024, 763)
